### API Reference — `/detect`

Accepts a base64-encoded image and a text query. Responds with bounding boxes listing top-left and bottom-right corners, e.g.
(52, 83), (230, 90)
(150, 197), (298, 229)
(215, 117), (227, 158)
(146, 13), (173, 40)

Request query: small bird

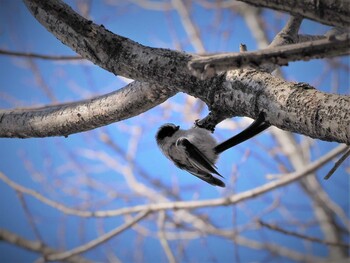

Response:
(156, 113), (270, 187)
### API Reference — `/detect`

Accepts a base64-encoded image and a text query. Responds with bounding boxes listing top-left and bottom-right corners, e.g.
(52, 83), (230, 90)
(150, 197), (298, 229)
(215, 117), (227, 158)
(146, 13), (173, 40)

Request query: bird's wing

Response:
(189, 171), (225, 187)
(177, 137), (222, 177)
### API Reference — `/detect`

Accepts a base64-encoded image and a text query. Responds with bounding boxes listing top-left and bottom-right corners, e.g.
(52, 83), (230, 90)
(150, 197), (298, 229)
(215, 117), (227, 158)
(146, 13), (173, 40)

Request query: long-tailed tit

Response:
(156, 113), (270, 187)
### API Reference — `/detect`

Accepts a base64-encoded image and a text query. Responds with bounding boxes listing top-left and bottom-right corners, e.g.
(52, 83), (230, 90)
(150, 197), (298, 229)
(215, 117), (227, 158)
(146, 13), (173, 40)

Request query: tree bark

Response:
(238, 0), (350, 28)
(0, 82), (174, 138)
(220, 69), (350, 144)
(1, 0), (348, 144)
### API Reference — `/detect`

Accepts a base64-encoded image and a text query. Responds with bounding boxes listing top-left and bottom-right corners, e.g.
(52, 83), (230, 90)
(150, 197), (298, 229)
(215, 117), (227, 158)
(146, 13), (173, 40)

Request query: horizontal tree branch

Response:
(1, 145), (346, 218)
(0, 81), (175, 138)
(238, 0), (350, 28)
(3, 0), (345, 144)
(219, 70), (350, 144)
(100, 144), (349, 216)
(188, 33), (350, 78)
(1, 68), (348, 142)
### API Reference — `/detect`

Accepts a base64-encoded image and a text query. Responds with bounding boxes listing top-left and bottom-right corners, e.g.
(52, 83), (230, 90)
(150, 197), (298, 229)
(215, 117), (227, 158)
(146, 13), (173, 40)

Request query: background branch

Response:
(0, 49), (83, 60)
(1, 145), (346, 218)
(258, 220), (350, 248)
(45, 210), (150, 261)
(238, 0), (350, 28)
(0, 229), (92, 263)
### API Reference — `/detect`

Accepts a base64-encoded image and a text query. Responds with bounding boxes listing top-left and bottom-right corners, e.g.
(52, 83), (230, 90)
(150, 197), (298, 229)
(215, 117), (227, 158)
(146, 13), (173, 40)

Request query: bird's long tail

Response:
(214, 113), (270, 154)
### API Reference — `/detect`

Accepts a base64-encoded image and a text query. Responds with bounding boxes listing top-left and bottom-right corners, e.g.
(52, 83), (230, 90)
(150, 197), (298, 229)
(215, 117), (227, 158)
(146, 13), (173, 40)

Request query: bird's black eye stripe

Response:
(156, 125), (179, 141)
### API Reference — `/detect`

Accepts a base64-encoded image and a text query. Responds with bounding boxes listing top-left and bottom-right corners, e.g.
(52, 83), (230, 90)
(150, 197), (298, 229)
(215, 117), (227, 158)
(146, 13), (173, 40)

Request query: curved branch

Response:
(1, 145), (347, 218)
(22, 0), (193, 87)
(189, 34), (350, 77)
(238, 0), (350, 28)
(0, 229), (92, 263)
(8, 0), (347, 144)
(0, 81), (175, 138)
(45, 210), (150, 261)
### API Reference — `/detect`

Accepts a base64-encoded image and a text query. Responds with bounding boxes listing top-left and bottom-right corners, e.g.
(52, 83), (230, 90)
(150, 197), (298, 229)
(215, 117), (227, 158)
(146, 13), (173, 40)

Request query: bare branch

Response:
(44, 210), (150, 261)
(0, 171), (94, 217)
(0, 229), (92, 263)
(129, 0), (173, 11)
(271, 130), (349, 257)
(1, 0), (344, 145)
(269, 16), (303, 47)
(22, 0), (193, 86)
(17, 192), (43, 242)
(257, 15), (302, 73)
(158, 211), (177, 263)
(258, 220), (350, 248)
(0, 81), (175, 138)
(324, 146), (350, 180)
(222, 70), (350, 144)
(172, 0), (206, 53)
(188, 33), (350, 77)
(1, 145), (346, 218)
(0, 49), (82, 60)
(237, 0), (350, 28)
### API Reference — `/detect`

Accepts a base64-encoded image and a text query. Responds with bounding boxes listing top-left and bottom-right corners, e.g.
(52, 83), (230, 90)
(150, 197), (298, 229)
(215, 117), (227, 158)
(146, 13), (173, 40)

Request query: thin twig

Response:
(158, 211), (176, 263)
(44, 210), (150, 261)
(258, 220), (350, 248)
(324, 146), (350, 180)
(158, 211), (177, 263)
(16, 192), (43, 242)
(173, 0), (205, 53)
(0, 49), (83, 60)
(0, 172), (93, 217)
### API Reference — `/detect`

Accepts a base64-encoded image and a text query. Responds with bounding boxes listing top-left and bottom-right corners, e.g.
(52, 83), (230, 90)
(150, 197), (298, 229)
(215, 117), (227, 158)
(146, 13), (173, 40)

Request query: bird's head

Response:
(155, 123), (180, 144)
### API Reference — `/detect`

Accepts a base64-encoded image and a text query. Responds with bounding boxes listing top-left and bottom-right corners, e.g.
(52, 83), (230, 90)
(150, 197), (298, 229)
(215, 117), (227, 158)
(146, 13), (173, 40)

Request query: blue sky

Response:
(0, 1), (349, 262)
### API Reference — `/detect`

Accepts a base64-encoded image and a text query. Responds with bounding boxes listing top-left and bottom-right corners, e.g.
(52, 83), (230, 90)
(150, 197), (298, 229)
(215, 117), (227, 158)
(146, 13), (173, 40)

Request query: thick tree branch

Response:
(238, 0), (350, 28)
(22, 0), (193, 87)
(189, 33), (350, 78)
(217, 70), (350, 144)
(0, 81), (175, 138)
(0, 0), (345, 144)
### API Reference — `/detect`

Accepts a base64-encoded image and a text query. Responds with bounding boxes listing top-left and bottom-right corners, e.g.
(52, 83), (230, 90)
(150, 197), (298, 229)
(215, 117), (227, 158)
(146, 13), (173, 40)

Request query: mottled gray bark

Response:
(0, 0), (348, 145)
(220, 70), (350, 144)
(238, 0), (350, 28)
(189, 34), (350, 76)
(0, 82), (174, 138)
